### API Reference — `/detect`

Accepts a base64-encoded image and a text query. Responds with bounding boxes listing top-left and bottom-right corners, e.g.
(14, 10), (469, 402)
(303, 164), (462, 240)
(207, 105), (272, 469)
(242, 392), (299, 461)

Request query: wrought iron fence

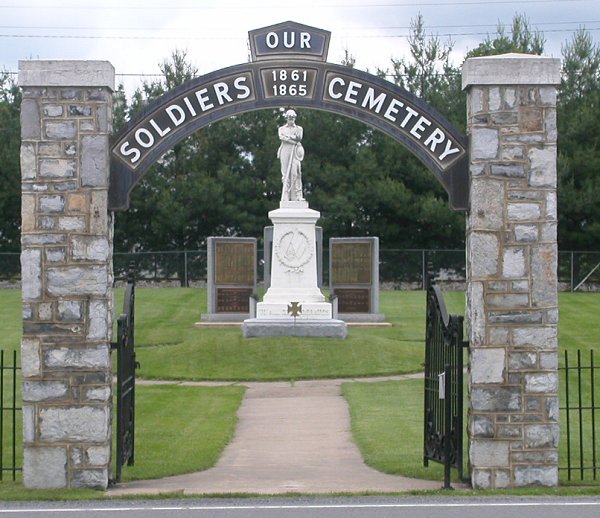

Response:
(0, 350), (21, 481)
(2, 249), (600, 289)
(560, 349), (600, 482)
(423, 274), (467, 488)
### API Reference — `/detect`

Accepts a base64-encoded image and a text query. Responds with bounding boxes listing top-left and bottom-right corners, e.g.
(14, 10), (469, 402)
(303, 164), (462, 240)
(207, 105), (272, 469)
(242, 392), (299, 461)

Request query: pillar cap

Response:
(18, 60), (115, 90)
(462, 53), (561, 90)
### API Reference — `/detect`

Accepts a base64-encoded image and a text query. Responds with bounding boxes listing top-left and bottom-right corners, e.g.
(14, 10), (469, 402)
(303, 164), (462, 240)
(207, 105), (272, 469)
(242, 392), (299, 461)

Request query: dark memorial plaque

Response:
(331, 242), (372, 285)
(329, 237), (383, 320)
(336, 288), (371, 313)
(215, 242), (255, 285)
(203, 237), (257, 320)
(216, 288), (253, 313)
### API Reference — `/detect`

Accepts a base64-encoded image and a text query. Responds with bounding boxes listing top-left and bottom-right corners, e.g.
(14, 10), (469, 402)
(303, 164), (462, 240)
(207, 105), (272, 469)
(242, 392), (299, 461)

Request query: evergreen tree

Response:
(557, 28), (600, 250)
(0, 72), (21, 252)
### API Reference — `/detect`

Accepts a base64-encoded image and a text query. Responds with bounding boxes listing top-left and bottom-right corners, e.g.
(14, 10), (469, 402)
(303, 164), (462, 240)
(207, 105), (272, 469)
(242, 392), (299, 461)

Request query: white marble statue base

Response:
(243, 200), (347, 338)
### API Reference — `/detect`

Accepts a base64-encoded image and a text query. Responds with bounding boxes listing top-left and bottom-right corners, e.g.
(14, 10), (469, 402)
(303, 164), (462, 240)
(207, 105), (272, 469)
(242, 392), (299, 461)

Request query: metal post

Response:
(184, 251), (189, 287)
(443, 363), (453, 490)
(422, 250), (426, 290)
(571, 251), (574, 292)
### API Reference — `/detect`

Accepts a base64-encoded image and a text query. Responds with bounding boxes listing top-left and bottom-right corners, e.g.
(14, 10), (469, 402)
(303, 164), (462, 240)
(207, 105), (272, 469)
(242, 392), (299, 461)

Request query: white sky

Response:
(1, 0), (599, 95)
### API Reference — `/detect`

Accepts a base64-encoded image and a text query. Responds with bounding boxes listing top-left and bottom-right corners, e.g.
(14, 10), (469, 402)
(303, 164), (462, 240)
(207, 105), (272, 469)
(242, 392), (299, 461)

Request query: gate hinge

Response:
(462, 340), (470, 348)
(110, 342), (119, 351)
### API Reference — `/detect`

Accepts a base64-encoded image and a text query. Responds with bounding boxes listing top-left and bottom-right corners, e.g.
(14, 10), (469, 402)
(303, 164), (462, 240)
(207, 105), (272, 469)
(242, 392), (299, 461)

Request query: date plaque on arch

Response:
(249, 21), (330, 62)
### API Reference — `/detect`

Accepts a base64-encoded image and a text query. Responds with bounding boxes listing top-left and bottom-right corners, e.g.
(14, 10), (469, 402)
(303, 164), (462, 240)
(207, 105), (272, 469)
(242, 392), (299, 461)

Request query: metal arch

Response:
(109, 60), (469, 211)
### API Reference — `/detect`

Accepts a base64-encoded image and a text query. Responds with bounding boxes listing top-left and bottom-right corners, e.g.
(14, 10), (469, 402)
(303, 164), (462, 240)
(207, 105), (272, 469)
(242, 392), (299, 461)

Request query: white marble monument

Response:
(242, 110), (346, 338)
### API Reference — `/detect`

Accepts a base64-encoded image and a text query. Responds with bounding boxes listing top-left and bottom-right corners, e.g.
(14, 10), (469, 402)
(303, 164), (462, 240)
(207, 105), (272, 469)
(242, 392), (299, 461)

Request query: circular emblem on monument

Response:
(275, 230), (312, 270)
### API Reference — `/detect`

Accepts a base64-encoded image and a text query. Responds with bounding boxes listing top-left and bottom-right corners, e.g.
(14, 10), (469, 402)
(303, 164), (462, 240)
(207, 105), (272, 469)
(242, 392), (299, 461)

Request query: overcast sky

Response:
(1, 0), (598, 95)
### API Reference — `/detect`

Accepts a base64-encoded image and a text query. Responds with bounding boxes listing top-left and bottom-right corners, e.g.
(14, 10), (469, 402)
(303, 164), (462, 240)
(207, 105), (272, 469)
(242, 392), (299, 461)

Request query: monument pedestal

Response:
(243, 201), (346, 338)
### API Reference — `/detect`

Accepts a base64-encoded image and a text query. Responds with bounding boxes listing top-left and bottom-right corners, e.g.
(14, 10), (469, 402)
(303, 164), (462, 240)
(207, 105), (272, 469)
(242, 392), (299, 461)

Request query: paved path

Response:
(108, 375), (453, 496)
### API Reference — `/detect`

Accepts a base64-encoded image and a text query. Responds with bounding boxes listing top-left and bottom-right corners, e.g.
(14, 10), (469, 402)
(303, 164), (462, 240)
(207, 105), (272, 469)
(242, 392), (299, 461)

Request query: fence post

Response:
(571, 251), (574, 292)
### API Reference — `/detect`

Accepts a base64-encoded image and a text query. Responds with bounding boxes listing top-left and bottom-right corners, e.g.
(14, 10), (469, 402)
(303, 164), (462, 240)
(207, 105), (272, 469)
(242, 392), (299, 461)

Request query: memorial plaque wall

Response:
(329, 237), (384, 321)
(202, 237), (257, 321)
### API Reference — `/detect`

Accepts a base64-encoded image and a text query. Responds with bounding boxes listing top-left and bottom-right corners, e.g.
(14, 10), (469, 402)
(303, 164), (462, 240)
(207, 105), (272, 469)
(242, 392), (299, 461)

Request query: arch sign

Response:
(109, 21), (469, 210)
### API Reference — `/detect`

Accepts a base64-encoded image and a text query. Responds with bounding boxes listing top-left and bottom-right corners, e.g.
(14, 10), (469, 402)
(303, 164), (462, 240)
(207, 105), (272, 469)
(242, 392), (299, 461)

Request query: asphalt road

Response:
(1, 496), (600, 518)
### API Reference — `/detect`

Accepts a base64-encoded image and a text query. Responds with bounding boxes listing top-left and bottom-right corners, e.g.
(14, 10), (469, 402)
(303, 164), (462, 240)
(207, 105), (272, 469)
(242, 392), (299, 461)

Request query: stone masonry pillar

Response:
(19, 61), (114, 489)
(463, 54), (561, 488)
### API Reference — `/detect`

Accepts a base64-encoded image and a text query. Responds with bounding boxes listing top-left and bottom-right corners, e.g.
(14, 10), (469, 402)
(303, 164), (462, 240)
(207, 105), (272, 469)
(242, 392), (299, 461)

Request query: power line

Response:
(0, 20), (598, 32)
(0, 26), (597, 41)
(0, 0), (593, 8)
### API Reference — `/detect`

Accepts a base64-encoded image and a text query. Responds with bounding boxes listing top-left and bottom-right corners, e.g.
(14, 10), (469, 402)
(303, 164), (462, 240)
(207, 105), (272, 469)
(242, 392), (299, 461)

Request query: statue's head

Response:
(284, 109), (297, 120)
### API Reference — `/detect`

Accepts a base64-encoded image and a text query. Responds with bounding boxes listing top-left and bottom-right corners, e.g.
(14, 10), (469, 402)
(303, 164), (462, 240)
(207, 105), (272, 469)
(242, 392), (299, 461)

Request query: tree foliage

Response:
(466, 14), (545, 58)
(0, 72), (21, 252)
(0, 16), (598, 258)
(557, 29), (600, 249)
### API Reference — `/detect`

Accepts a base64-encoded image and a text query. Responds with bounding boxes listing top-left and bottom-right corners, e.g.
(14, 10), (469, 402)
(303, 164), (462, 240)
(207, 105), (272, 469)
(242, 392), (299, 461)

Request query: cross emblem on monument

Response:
(287, 301), (302, 317)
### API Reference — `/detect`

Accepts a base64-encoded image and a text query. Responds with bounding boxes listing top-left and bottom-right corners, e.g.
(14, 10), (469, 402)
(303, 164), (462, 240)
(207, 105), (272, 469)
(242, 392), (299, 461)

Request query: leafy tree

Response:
(0, 72), (21, 252)
(557, 29), (600, 250)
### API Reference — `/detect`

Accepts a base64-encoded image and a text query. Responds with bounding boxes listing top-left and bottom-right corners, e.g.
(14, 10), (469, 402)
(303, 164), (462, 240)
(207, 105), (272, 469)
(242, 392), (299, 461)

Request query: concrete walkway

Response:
(108, 376), (452, 496)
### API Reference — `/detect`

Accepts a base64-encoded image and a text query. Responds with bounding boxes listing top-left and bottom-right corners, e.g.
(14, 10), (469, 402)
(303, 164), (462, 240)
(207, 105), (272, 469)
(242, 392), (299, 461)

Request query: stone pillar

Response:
(19, 61), (115, 489)
(463, 54), (561, 489)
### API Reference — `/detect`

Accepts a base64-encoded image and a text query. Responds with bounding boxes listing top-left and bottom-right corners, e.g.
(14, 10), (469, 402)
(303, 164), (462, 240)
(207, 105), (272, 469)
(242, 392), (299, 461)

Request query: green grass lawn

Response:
(126, 288), (465, 381)
(2, 287), (600, 488)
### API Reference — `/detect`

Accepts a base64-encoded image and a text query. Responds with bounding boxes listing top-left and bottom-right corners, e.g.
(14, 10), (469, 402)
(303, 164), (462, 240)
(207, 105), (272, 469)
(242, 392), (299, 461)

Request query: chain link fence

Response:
(2, 250), (600, 290)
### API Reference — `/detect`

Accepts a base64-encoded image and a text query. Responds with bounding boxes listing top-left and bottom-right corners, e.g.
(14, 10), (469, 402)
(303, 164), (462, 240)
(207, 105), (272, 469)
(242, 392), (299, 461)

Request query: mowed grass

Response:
(3, 288), (600, 486)
(119, 384), (245, 481)
(126, 288), (466, 381)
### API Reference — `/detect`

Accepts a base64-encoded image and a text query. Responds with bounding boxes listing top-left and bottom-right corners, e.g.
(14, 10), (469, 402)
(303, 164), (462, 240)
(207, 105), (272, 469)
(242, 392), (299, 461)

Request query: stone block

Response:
(471, 439), (509, 467)
(525, 373), (558, 393)
(20, 99), (41, 139)
(47, 266), (109, 296)
(21, 143), (37, 180)
(58, 300), (83, 321)
(81, 135), (109, 188)
(471, 415), (495, 437)
(545, 192), (557, 221)
(87, 299), (109, 340)
(90, 191), (109, 234)
(470, 179), (504, 230)
(508, 203), (540, 221)
(85, 386), (111, 402)
(40, 159), (76, 178)
(514, 225), (538, 242)
(39, 406), (109, 442)
(21, 338), (41, 378)
(546, 396), (559, 422)
(468, 233), (499, 277)
(467, 281), (485, 346)
(23, 447), (67, 489)
(471, 468), (491, 490)
(503, 248), (526, 278)
(45, 345), (110, 369)
(471, 127), (498, 159)
(21, 194), (36, 233)
(528, 147), (556, 188)
(39, 195), (65, 213)
(59, 216), (86, 232)
(486, 294), (529, 308)
(87, 445), (110, 466)
(489, 87), (501, 111)
(23, 380), (69, 402)
(21, 248), (42, 300)
(471, 387), (521, 411)
(72, 469), (108, 489)
(494, 470), (511, 489)
(471, 348), (505, 383)
(43, 104), (63, 117)
(45, 121), (77, 140)
(539, 352), (557, 370)
(508, 351), (537, 370)
(491, 163), (525, 178)
(23, 405), (35, 443)
(72, 236), (110, 262)
(46, 248), (66, 263)
(514, 466), (558, 487)
(513, 327), (557, 349)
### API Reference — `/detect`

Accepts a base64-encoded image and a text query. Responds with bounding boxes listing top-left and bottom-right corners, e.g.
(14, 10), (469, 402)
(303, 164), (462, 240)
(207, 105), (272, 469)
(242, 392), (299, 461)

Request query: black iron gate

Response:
(111, 267), (138, 483)
(423, 274), (467, 488)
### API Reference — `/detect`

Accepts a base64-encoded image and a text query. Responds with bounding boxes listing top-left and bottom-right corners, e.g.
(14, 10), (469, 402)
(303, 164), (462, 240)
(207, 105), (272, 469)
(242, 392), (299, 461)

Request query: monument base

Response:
(338, 312), (387, 323)
(256, 300), (332, 320)
(242, 318), (347, 338)
(200, 312), (250, 322)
